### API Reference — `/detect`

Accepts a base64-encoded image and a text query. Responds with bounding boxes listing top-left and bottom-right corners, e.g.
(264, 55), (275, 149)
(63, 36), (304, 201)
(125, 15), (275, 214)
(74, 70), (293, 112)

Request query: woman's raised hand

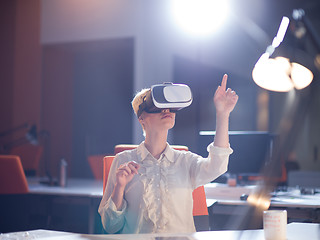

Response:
(213, 74), (238, 116)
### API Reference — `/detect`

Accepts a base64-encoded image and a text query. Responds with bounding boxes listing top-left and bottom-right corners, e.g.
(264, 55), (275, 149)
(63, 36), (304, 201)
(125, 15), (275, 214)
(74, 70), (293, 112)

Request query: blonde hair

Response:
(132, 88), (151, 137)
(131, 88), (150, 117)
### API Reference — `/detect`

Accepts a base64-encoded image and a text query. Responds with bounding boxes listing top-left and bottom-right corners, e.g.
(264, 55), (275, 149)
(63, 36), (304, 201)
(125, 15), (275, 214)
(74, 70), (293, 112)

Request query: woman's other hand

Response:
(115, 161), (140, 188)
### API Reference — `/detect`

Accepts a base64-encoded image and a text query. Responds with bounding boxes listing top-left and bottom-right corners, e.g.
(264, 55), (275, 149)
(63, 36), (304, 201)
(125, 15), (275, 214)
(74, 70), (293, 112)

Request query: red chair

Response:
(103, 144), (209, 231)
(114, 144), (189, 155)
(103, 155), (115, 192)
(88, 155), (105, 180)
(0, 155), (29, 194)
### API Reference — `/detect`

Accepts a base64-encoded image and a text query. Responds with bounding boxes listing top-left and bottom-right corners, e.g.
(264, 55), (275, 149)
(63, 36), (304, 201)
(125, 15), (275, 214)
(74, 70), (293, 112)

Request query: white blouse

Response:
(98, 141), (233, 234)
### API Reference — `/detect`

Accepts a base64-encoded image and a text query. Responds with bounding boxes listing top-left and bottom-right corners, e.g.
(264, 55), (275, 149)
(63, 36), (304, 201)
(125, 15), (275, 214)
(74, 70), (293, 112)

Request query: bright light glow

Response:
(291, 62), (313, 89)
(171, 0), (229, 36)
(247, 193), (271, 210)
(252, 57), (294, 92)
(252, 56), (313, 92)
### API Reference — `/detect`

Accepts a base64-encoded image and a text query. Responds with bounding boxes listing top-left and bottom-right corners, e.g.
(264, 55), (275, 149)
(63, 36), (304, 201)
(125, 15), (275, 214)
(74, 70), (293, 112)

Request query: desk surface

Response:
(204, 183), (320, 208)
(1, 223), (319, 240)
(28, 179), (320, 208)
(27, 178), (103, 198)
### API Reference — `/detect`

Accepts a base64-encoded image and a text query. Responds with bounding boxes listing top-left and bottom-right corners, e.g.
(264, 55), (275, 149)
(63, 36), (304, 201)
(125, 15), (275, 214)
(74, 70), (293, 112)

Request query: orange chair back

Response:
(114, 144), (138, 155)
(192, 185), (208, 216)
(0, 155), (29, 194)
(103, 156), (115, 192)
(87, 155), (105, 180)
(114, 144), (188, 155)
(103, 144), (208, 216)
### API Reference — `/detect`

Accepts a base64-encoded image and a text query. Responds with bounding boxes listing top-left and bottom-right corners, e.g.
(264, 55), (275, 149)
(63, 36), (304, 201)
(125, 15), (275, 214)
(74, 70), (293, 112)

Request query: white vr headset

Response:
(137, 83), (193, 117)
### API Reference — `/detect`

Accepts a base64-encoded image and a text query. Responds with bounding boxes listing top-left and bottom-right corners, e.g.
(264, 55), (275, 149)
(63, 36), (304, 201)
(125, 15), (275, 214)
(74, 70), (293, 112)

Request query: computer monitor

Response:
(198, 131), (273, 175)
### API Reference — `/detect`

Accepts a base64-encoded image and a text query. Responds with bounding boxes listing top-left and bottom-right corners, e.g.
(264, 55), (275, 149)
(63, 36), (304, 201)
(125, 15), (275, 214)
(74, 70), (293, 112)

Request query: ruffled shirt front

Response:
(98, 142), (233, 234)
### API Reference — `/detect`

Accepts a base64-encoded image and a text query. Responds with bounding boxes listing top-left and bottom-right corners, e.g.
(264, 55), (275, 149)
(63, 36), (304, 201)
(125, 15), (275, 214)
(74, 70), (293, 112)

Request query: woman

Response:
(98, 74), (238, 234)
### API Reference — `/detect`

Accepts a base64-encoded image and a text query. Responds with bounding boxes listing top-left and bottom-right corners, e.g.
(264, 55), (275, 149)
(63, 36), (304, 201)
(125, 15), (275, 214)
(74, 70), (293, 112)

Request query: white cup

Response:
(263, 210), (287, 240)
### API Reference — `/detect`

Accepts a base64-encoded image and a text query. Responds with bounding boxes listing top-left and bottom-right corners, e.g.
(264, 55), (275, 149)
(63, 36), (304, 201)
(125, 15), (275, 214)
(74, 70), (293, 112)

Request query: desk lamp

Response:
(0, 123), (39, 152)
(252, 9), (320, 92)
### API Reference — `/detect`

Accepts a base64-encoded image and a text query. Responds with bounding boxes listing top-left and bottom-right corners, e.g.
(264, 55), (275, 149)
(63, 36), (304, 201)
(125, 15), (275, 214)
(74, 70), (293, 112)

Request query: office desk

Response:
(205, 183), (320, 230)
(2, 179), (318, 234)
(0, 178), (104, 234)
(1, 223), (319, 240)
(27, 178), (103, 197)
(28, 178), (104, 234)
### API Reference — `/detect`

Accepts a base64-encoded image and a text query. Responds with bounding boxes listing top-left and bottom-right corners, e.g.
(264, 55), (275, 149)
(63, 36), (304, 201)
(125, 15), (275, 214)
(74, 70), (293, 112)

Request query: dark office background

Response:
(1, 0), (320, 178)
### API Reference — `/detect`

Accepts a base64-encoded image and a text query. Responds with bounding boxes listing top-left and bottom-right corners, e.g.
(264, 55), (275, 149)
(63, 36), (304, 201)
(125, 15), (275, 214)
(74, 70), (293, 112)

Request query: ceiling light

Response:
(171, 0), (229, 36)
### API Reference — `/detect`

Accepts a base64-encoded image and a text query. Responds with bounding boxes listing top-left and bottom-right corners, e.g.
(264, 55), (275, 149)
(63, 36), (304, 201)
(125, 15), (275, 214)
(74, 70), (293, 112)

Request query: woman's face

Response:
(139, 109), (176, 133)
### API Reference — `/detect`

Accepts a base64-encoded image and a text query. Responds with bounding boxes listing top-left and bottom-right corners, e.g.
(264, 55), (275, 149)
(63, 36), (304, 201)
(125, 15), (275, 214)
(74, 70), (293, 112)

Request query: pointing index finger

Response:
(221, 74), (228, 91)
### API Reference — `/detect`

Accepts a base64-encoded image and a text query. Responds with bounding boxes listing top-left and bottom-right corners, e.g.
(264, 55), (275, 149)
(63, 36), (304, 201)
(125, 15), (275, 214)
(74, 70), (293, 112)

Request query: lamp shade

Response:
(252, 55), (313, 92)
(290, 62), (313, 89)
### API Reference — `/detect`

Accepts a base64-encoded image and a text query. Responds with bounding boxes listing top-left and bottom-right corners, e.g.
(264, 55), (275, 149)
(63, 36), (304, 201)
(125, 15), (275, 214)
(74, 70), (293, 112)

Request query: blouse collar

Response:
(136, 141), (175, 163)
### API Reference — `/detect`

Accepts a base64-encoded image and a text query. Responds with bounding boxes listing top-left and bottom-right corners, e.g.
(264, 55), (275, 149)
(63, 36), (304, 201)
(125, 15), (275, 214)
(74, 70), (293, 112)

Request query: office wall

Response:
(41, 39), (134, 178)
(0, 0), (41, 150)
(40, 0), (178, 144)
(71, 39), (133, 177)
(13, 0), (42, 131)
(41, 45), (74, 177)
(0, 1), (15, 138)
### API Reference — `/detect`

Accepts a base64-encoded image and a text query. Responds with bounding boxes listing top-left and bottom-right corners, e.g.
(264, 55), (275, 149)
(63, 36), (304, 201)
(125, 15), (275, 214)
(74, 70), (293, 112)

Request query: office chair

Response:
(103, 144), (209, 231)
(114, 144), (189, 155)
(87, 155), (104, 180)
(0, 155), (29, 194)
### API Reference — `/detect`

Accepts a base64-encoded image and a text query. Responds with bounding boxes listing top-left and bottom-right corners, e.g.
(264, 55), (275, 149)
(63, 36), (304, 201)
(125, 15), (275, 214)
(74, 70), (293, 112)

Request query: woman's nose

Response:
(162, 109), (170, 113)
